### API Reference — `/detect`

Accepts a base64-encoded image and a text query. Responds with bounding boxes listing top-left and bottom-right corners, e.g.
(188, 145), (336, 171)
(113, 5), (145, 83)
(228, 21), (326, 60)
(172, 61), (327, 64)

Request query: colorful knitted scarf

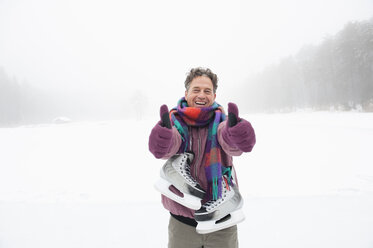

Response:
(170, 97), (227, 200)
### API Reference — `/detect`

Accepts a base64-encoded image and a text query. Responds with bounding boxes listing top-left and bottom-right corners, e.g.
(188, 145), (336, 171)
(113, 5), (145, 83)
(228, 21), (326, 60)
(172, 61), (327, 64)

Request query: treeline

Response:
(0, 68), (21, 126)
(2, 18), (373, 126)
(0, 66), (136, 127)
(0, 68), (60, 126)
(242, 17), (373, 113)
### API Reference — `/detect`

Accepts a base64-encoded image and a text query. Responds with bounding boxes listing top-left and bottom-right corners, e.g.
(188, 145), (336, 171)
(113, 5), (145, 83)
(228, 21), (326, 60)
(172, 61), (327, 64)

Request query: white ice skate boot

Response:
(194, 175), (245, 234)
(154, 152), (206, 210)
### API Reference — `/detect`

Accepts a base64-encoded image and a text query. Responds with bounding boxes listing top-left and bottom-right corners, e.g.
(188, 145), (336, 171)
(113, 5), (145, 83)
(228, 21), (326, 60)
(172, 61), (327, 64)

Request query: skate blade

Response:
(154, 177), (202, 210)
(196, 208), (245, 234)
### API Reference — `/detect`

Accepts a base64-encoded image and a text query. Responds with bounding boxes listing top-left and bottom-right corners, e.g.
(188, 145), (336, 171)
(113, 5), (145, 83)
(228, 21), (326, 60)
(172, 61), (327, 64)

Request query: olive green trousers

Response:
(168, 216), (238, 248)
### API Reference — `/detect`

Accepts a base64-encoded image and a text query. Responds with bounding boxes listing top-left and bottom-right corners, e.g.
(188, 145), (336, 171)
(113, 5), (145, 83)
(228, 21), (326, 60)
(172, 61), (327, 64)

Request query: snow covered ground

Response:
(0, 112), (373, 247)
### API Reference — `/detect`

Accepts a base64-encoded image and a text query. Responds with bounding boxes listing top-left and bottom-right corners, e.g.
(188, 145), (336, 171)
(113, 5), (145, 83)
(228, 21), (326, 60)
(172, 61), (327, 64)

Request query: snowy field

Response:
(0, 112), (373, 248)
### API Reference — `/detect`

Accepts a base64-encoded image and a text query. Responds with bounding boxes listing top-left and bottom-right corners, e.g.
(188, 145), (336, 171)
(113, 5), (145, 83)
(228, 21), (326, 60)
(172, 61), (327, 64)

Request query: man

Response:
(149, 67), (256, 248)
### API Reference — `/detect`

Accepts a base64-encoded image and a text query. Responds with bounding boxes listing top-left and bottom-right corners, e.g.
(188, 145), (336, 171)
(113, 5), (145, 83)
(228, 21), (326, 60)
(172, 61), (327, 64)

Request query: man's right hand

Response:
(148, 105), (173, 159)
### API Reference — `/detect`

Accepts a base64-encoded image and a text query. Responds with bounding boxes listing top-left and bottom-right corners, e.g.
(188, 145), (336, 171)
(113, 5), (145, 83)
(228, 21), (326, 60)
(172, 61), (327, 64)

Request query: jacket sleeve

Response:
(217, 120), (243, 156)
(161, 126), (182, 159)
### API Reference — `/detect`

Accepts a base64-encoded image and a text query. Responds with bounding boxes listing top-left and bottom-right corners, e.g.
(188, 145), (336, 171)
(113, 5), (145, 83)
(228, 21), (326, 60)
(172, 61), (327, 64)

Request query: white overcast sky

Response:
(0, 0), (372, 110)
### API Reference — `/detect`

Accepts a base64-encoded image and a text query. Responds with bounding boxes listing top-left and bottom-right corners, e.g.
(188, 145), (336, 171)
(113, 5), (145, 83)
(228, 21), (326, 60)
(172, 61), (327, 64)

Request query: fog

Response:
(0, 0), (373, 124)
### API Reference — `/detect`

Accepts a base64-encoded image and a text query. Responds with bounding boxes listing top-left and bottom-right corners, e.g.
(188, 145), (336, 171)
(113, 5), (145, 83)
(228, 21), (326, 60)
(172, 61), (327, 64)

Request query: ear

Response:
(185, 90), (188, 99)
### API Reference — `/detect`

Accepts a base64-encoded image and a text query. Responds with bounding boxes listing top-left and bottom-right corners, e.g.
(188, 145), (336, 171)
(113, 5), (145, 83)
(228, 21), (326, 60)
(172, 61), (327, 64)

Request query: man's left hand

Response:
(222, 103), (256, 152)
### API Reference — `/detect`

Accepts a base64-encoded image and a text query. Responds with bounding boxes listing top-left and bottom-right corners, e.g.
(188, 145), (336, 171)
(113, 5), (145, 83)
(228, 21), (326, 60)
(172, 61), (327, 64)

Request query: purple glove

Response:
(222, 103), (256, 152)
(149, 105), (173, 159)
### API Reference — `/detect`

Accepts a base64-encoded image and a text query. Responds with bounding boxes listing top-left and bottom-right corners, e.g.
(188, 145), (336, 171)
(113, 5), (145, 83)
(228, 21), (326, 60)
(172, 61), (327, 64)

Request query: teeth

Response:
(196, 102), (206, 105)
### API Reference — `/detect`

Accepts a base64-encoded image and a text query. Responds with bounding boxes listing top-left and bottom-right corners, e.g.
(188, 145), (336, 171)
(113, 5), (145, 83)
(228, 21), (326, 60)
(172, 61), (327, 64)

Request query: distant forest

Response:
(1, 17), (373, 126)
(0, 71), (58, 126)
(242, 17), (373, 113)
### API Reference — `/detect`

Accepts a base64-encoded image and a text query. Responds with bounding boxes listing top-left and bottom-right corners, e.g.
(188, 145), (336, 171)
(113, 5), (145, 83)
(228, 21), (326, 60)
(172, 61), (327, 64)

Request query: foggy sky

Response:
(1, 0), (372, 118)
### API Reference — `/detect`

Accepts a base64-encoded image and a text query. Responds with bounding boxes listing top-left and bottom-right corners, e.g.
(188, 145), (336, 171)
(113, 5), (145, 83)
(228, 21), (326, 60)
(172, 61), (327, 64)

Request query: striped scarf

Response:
(170, 97), (227, 200)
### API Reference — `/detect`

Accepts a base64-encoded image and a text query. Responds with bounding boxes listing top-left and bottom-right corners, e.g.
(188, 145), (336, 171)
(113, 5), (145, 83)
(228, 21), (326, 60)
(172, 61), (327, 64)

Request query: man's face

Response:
(185, 76), (216, 108)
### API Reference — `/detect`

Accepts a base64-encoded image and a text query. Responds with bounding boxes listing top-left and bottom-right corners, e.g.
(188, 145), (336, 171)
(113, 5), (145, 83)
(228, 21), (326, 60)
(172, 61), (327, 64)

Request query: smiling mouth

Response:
(195, 101), (207, 106)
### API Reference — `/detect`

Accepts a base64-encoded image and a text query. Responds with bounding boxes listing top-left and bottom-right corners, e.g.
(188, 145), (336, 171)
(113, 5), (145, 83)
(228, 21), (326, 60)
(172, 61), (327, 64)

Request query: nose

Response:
(197, 91), (206, 99)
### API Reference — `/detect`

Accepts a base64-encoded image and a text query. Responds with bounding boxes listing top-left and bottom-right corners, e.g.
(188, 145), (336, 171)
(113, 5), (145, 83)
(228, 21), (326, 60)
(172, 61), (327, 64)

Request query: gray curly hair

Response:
(184, 67), (218, 93)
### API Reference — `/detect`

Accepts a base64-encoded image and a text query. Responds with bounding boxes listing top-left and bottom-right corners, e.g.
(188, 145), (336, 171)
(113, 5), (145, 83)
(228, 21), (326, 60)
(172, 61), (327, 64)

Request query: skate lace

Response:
(179, 155), (197, 184)
(203, 180), (230, 211)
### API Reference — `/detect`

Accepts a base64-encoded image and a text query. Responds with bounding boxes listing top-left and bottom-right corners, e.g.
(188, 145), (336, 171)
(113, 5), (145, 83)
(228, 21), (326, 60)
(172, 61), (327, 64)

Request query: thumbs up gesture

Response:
(222, 103), (256, 152)
(149, 105), (174, 158)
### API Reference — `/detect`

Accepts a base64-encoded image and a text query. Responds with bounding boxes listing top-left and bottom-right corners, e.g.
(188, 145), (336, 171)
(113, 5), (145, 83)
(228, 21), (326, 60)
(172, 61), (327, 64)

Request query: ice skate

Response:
(154, 152), (206, 210)
(195, 175), (245, 234)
